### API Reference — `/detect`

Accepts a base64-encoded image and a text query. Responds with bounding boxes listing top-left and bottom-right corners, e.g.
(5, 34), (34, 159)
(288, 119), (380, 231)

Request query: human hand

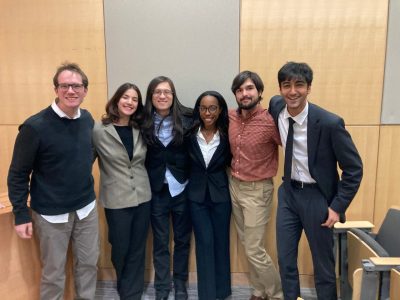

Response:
(15, 222), (33, 239)
(321, 207), (339, 228)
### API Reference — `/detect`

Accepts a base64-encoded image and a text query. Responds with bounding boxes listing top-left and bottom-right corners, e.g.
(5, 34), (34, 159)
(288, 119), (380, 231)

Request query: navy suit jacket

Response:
(269, 96), (363, 215)
(186, 132), (231, 203)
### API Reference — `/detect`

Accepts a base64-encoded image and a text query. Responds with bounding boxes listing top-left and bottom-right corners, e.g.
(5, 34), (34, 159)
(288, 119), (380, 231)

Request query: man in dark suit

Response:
(269, 62), (363, 300)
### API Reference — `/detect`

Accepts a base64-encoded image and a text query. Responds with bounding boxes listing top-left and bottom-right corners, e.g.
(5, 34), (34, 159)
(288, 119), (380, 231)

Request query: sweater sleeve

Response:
(7, 124), (40, 225)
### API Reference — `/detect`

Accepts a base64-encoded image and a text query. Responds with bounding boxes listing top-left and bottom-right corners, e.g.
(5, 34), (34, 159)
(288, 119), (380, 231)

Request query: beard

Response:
(237, 96), (260, 110)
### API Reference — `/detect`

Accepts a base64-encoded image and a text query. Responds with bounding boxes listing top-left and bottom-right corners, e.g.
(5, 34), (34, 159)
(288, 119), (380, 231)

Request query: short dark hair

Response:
(53, 62), (89, 88)
(191, 91), (229, 137)
(231, 70), (264, 99)
(101, 83), (143, 128)
(278, 62), (313, 87)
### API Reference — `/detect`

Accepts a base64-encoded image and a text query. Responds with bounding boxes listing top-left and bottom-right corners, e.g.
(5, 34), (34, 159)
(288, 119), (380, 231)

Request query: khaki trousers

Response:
(229, 176), (283, 300)
(33, 207), (99, 300)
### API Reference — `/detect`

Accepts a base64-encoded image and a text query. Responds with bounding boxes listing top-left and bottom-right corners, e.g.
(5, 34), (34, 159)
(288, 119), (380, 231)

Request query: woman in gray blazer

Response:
(93, 83), (151, 300)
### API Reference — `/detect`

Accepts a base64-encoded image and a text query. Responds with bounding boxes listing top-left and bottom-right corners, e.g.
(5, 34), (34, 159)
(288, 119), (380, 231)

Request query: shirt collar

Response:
(236, 104), (264, 119)
(51, 100), (81, 119)
(197, 127), (220, 142)
(154, 111), (172, 122)
(283, 101), (308, 125)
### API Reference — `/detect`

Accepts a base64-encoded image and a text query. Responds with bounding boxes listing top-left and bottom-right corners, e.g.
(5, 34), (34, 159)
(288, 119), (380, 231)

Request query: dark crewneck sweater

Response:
(7, 106), (96, 225)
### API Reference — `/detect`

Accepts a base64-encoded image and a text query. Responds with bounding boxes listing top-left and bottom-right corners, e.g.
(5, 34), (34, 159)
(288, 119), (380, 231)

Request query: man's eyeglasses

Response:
(57, 83), (85, 92)
(199, 105), (219, 113)
(153, 89), (173, 97)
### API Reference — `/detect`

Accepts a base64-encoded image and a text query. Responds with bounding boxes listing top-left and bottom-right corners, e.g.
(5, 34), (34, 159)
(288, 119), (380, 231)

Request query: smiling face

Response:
(117, 88), (138, 124)
(279, 78), (311, 116)
(199, 95), (221, 130)
(151, 81), (173, 116)
(234, 78), (261, 112)
(54, 70), (87, 117)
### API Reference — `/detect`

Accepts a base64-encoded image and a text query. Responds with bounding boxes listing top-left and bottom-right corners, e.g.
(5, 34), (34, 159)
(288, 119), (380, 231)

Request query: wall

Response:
(240, 0), (400, 286)
(0, 0), (399, 296)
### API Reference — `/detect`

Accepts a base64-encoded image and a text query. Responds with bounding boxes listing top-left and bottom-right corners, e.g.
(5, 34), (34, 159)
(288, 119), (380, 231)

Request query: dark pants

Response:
(276, 184), (337, 300)
(151, 185), (192, 296)
(105, 201), (151, 300)
(190, 191), (232, 300)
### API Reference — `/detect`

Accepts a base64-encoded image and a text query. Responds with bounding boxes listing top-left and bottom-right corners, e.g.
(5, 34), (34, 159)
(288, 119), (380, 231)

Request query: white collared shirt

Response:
(278, 102), (316, 183)
(196, 129), (220, 168)
(41, 101), (96, 223)
(51, 100), (81, 119)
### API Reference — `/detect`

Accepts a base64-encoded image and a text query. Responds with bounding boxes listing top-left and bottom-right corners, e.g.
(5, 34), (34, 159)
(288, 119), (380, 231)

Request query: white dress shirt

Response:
(278, 102), (316, 183)
(196, 129), (220, 168)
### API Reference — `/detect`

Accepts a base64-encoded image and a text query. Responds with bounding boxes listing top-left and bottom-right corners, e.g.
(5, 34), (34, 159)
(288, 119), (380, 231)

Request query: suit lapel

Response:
(208, 135), (226, 167)
(191, 134), (207, 168)
(104, 124), (123, 146)
(131, 127), (139, 159)
(271, 96), (286, 126)
(307, 103), (321, 170)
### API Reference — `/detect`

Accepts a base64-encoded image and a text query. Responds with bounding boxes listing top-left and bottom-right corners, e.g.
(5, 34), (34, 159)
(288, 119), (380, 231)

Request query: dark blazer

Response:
(186, 132), (231, 203)
(145, 115), (192, 193)
(269, 95), (363, 214)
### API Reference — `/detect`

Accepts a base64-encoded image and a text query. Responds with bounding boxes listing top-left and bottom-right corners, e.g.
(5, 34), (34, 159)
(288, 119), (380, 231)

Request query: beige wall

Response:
(240, 0), (400, 286)
(1, 0), (399, 296)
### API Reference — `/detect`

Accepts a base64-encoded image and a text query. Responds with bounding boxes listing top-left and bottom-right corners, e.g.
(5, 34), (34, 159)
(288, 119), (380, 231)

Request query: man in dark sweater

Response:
(7, 63), (99, 300)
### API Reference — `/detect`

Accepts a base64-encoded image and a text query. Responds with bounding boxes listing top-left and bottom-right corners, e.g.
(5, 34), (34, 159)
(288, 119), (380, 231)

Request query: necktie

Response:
(284, 117), (295, 189)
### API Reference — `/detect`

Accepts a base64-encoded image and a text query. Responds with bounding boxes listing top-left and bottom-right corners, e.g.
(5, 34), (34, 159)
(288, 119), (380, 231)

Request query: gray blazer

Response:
(93, 122), (151, 209)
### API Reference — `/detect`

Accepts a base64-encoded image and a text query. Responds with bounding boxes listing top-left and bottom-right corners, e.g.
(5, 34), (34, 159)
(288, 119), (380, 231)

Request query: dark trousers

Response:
(151, 185), (192, 295)
(104, 201), (151, 300)
(276, 184), (337, 300)
(190, 192), (232, 300)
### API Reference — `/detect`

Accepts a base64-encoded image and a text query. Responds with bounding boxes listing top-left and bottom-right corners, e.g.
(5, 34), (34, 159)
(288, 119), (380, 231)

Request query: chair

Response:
(346, 207), (400, 300)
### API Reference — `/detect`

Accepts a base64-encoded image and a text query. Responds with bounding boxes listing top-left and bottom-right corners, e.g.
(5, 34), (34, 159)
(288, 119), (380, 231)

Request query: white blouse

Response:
(196, 129), (220, 168)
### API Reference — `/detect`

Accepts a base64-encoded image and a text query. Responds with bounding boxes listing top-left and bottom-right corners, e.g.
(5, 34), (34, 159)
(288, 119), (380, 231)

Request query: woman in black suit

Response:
(187, 91), (232, 300)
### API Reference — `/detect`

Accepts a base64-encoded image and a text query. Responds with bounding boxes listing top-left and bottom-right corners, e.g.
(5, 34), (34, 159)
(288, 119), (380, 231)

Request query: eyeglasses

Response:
(199, 105), (219, 113)
(57, 83), (85, 92)
(153, 89), (173, 97)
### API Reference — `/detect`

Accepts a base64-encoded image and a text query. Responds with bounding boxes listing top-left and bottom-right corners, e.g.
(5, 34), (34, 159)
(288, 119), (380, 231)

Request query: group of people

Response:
(7, 61), (363, 300)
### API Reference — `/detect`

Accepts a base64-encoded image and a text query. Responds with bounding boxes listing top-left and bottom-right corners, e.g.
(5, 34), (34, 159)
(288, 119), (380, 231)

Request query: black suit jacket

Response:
(269, 95), (363, 214)
(145, 115), (193, 193)
(186, 132), (231, 203)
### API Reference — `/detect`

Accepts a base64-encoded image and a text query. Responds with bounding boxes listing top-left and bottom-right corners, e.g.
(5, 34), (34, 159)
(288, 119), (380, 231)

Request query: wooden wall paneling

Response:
(240, 0), (388, 125)
(390, 268), (400, 299)
(0, 0), (109, 293)
(0, 126), (19, 194)
(240, 0), (387, 285)
(374, 126), (400, 228)
(0, 212), (41, 299)
(0, 0), (107, 125)
(345, 126), (379, 221)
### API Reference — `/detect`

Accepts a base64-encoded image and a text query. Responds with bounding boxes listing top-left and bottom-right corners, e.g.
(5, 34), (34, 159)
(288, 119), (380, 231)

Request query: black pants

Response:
(276, 184), (337, 300)
(104, 201), (151, 300)
(190, 190), (232, 300)
(151, 185), (192, 295)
